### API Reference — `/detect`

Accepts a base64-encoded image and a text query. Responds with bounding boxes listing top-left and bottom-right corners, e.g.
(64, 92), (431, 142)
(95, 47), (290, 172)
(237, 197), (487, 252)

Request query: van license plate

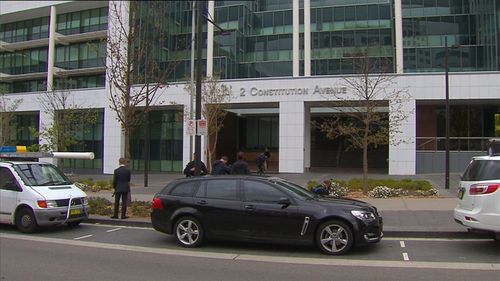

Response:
(458, 189), (464, 200)
(70, 209), (81, 215)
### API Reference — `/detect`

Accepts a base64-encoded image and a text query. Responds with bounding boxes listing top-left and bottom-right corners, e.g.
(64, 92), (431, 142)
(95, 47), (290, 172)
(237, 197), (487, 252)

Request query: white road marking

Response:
(400, 241), (406, 248)
(2, 233), (499, 271)
(384, 237), (490, 242)
(74, 235), (93, 240)
(403, 253), (410, 261)
(106, 228), (122, 233)
(82, 223), (153, 231)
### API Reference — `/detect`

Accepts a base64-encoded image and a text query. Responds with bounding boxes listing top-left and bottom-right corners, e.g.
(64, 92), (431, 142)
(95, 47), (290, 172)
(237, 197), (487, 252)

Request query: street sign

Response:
(187, 120), (196, 136)
(197, 119), (207, 136)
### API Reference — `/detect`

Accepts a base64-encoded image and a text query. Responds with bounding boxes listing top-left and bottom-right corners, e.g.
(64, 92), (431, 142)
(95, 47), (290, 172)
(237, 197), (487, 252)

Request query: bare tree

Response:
(106, 1), (175, 159)
(317, 53), (412, 193)
(185, 75), (232, 169)
(0, 89), (23, 146)
(36, 86), (98, 158)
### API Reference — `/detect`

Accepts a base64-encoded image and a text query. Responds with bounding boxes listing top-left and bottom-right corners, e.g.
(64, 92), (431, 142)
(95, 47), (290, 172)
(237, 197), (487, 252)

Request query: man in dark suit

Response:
(111, 157), (131, 219)
(231, 151), (250, 174)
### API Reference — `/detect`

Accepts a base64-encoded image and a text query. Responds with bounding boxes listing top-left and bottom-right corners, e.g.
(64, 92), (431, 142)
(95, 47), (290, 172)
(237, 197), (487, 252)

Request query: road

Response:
(1, 224), (499, 281)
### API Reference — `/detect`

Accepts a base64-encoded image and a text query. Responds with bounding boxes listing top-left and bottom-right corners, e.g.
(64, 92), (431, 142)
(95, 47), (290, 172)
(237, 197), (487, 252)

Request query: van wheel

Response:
(16, 208), (38, 233)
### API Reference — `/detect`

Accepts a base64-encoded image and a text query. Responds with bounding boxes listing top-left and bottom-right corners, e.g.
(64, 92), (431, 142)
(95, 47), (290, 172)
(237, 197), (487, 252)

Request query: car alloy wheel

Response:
(316, 220), (353, 255)
(174, 217), (203, 248)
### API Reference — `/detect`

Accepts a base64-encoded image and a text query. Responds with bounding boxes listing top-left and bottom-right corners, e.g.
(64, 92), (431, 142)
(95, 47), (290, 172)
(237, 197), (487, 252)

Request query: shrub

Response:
(88, 197), (113, 216)
(130, 201), (152, 217)
(307, 180), (319, 191)
(329, 182), (349, 198)
(369, 186), (401, 198)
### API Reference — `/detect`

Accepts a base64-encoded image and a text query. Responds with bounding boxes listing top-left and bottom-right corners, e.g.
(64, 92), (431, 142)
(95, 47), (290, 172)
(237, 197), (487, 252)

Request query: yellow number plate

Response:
(70, 209), (81, 215)
(458, 189), (464, 200)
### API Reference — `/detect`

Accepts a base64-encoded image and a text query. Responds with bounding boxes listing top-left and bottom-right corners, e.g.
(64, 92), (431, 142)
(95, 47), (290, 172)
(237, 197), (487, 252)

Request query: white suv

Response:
(454, 155), (500, 240)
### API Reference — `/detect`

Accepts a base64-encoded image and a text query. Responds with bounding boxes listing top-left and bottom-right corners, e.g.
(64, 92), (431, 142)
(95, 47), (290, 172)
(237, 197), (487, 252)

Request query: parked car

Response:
(454, 154), (500, 241)
(151, 176), (383, 255)
(0, 160), (89, 233)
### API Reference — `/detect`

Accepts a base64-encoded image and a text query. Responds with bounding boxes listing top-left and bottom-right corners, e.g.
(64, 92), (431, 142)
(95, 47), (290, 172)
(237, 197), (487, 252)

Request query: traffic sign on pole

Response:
(197, 119), (207, 136)
(187, 120), (196, 136)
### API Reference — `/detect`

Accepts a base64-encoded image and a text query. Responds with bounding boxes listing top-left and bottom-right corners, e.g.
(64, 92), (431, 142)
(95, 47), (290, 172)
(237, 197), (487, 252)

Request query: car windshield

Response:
(462, 159), (500, 181)
(272, 179), (315, 199)
(13, 163), (71, 186)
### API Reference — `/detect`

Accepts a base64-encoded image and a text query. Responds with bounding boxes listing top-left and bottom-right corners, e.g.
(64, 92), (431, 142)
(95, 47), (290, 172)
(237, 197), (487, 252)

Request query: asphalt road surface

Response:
(1, 223), (498, 281)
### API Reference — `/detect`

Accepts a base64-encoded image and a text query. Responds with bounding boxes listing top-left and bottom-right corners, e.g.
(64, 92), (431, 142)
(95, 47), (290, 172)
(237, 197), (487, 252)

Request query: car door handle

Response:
(244, 204), (255, 211)
(197, 200), (208, 205)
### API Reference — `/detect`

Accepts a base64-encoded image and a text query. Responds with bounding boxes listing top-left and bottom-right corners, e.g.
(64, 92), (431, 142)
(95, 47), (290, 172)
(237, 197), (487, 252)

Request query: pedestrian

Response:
(255, 152), (268, 175)
(183, 153), (208, 177)
(212, 155), (231, 175)
(111, 157), (131, 219)
(263, 147), (271, 170)
(312, 180), (330, 195)
(231, 151), (250, 174)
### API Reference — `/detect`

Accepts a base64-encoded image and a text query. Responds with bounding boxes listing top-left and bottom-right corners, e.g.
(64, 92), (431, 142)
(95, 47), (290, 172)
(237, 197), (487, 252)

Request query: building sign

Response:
(238, 85), (347, 98)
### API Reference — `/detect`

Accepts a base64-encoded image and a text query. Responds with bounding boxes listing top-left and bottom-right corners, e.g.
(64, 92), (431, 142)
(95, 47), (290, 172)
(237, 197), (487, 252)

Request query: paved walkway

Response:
(79, 170), (483, 238)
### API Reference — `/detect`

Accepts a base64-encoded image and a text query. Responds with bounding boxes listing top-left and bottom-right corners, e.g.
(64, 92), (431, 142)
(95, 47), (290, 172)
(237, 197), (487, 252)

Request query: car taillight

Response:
(152, 197), (164, 210)
(469, 183), (500, 195)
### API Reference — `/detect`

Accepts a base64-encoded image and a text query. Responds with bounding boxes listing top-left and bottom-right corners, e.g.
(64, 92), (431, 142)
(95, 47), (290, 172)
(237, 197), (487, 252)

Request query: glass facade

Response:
(56, 7), (108, 35)
(0, 17), (50, 43)
(55, 41), (106, 69)
(130, 109), (184, 172)
(62, 110), (104, 170)
(0, 47), (48, 75)
(5, 113), (39, 147)
(403, 0), (498, 72)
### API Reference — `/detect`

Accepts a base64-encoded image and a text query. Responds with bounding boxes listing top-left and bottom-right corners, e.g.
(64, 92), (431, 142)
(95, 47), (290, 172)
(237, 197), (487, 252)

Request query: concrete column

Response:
(293, 0), (299, 77)
(206, 1), (214, 77)
(304, 103), (311, 171)
(304, 0), (311, 76)
(102, 107), (123, 174)
(394, 0), (404, 74)
(46, 5), (57, 91)
(279, 101), (305, 173)
(388, 98), (416, 175)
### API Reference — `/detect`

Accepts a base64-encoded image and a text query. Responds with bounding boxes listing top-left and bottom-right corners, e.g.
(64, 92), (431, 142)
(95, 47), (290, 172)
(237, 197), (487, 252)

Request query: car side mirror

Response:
(277, 197), (291, 208)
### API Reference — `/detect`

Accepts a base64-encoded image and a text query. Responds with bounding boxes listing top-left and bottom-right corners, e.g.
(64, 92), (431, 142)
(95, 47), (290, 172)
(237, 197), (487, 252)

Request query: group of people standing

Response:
(183, 149), (271, 177)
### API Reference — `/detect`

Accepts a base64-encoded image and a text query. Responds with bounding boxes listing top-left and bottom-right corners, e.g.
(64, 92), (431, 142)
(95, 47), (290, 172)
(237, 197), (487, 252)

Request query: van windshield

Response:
(462, 160), (500, 181)
(13, 163), (71, 186)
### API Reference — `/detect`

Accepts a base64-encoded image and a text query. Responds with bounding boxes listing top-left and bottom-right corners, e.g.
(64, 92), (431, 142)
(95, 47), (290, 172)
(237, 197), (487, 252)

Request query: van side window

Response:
(0, 167), (20, 191)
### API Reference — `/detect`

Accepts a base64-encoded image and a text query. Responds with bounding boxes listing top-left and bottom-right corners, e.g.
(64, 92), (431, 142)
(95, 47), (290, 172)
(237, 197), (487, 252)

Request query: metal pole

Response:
(189, 1), (196, 158)
(194, 1), (203, 176)
(445, 37), (450, 190)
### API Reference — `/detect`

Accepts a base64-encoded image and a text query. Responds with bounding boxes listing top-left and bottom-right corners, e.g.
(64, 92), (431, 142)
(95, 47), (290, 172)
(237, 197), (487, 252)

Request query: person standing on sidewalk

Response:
(111, 157), (131, 219)
(212, 155), (231, 175)
(231, 151), (250, 174)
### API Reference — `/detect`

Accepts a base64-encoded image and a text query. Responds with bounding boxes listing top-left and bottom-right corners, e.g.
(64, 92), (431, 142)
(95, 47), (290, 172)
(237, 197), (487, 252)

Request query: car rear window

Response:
(462, 160), (500, 181)
(169, 181), (197, 197)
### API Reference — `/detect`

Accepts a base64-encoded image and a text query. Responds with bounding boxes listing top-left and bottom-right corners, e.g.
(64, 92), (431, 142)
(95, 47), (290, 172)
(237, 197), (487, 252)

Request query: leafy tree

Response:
(317, 53), (412, 193)
(36, 86), (98, 163)
(0, 88), (23, 146)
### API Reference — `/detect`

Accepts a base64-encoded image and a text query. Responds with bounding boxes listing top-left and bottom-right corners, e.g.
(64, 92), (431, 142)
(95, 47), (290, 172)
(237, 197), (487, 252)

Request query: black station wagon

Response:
(151, 176), (383, 255)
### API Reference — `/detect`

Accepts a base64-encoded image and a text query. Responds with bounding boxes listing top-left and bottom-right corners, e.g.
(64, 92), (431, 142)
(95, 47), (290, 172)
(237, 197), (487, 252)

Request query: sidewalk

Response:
(82, 170), (479, 238)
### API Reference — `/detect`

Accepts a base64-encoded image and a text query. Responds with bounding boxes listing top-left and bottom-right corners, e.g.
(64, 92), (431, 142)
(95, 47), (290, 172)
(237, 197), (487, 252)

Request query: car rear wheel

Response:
(316, 220), (353, 255)
(16, 208), (38, 233)
(174, 216), (204, 248)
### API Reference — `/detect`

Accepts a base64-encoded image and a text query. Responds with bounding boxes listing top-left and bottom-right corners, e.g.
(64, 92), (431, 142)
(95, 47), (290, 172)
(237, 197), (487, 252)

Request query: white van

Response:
(0, 160), (89, 233)
(454, 155), (500, 241)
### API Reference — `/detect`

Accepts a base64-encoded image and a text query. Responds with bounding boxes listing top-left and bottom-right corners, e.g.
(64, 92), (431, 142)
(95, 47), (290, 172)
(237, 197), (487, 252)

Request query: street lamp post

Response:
(444, 37), (450, 190)
(194, 1), (203, 176)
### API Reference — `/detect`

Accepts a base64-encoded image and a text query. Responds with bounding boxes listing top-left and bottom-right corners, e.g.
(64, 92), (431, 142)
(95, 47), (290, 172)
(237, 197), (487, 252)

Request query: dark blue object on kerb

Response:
(0, 146), (16, 153)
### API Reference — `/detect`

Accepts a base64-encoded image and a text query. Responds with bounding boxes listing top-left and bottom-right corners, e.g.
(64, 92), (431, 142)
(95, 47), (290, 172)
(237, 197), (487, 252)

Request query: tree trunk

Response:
(362, 126), (369, 194)
(123, 128), (131, 160)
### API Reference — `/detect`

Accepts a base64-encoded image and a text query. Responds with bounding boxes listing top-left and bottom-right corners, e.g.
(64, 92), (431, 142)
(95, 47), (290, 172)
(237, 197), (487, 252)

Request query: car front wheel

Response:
(174, 216), (204, 248)
(16, 208), (38, 233)
(316, 220), (353, 255)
